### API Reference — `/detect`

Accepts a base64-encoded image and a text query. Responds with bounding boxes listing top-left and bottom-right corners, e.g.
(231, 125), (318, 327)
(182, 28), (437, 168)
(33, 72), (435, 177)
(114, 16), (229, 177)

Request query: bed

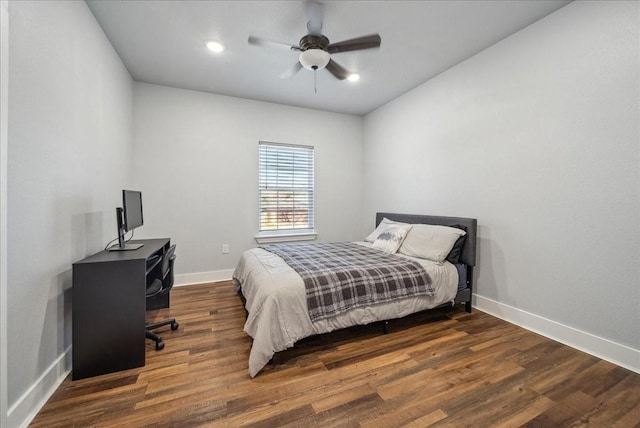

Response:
(233, 212), (477, 377)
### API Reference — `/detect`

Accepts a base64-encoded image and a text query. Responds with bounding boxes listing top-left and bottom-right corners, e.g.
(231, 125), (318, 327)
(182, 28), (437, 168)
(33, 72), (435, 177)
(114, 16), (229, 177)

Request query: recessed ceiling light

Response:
(347, 73), (360, 82)
(206, 41), (225, 53)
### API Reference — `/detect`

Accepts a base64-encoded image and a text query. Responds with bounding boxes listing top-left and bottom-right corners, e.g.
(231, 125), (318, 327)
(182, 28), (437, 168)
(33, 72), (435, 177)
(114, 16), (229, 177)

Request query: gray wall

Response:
(132, 83), (364, 278)
(1, 2), (9, 426)
(363, 0), (639, 351)
(7, 0), (133, 422)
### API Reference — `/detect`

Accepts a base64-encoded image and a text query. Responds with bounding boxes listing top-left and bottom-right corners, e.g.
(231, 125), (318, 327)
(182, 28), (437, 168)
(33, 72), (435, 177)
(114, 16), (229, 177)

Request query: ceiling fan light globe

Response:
(299, 49), (330, 71)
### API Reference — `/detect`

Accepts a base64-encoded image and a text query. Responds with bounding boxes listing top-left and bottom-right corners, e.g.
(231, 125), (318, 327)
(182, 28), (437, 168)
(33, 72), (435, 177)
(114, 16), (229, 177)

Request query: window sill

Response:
(255, 230), (317, 244)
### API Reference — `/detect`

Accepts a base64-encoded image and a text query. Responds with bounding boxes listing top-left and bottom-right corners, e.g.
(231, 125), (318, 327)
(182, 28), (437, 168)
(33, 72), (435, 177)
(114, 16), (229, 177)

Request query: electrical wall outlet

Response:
(222, 244), (229, 254)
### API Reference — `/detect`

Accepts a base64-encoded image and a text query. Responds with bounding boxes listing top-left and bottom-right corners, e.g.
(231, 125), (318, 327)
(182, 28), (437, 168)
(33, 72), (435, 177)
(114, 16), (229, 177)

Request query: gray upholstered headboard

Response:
(375, 213), (477, 267)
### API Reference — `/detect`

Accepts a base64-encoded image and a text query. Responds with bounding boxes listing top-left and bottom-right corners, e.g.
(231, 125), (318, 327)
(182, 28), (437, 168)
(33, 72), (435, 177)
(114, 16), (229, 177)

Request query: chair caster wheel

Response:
(156, 340), (165, 351)
(171, 321), (179, 330)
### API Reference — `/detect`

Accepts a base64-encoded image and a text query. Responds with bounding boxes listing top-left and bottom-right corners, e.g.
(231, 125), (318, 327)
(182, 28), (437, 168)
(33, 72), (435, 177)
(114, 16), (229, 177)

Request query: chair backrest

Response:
(160, 245), (176, 291)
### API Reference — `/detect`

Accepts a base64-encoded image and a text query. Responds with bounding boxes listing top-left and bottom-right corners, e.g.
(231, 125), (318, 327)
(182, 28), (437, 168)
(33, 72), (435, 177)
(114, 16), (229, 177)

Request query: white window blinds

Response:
(259, 142), (314, 232)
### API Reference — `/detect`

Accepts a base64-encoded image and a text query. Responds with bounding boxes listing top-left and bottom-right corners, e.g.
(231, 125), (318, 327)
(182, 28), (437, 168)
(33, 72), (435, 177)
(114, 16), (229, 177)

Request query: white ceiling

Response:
(86, 0), (571, 116)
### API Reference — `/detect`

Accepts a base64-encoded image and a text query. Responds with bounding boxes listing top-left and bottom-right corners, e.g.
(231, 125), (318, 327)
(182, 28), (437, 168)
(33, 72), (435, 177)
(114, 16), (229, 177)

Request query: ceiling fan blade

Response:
(327, 34), (381, 54)
(325, 59), (350, 80)
(248, 36), (301, 51)
(280, 62), (303, 79)
(305, 0), (324, 35)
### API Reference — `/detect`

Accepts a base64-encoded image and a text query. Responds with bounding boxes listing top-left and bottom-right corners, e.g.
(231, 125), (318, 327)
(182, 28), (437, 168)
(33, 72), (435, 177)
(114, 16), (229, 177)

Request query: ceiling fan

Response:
(248, 0), (381, 82)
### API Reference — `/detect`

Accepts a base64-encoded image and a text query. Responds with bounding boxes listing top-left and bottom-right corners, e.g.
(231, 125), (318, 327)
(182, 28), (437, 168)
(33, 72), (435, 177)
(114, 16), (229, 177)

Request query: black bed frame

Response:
(375, 212), (477, 314)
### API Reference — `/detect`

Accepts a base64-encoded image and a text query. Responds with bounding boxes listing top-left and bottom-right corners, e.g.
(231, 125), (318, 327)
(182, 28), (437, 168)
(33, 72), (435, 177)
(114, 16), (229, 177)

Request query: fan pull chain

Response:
(313, 69), (317, 93)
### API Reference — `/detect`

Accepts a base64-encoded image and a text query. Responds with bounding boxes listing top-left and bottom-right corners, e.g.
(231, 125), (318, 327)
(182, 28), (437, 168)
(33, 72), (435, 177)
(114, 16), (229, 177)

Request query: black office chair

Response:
(146, 245), (178, 350)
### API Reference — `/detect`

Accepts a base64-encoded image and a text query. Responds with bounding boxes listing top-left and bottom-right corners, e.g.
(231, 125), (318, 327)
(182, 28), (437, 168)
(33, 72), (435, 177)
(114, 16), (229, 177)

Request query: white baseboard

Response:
(8, 347), (71, 428)
(473, 294), (640, 374)
(174, 269), (233, 287)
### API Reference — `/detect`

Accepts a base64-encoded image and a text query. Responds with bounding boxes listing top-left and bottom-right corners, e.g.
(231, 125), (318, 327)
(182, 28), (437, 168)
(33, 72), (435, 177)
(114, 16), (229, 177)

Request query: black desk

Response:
(72, 238), (171, 380)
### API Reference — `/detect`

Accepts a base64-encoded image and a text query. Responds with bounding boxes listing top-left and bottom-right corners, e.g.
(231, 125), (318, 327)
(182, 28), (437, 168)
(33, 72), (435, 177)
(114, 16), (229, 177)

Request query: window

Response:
(258, 142), (314, 234)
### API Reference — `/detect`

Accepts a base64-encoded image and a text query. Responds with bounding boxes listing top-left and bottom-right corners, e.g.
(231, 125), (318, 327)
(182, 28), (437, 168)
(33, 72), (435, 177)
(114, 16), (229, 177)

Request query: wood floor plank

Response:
(401, 408), (449, 427)
(29, 281), (640, 427)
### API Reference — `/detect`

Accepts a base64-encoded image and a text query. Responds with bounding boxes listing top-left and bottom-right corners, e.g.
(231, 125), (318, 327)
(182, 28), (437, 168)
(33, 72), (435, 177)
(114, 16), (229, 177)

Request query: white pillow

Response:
(398, 224), (466, 263)
(372, 224), (412, 254)
(365, 217), (409, 243)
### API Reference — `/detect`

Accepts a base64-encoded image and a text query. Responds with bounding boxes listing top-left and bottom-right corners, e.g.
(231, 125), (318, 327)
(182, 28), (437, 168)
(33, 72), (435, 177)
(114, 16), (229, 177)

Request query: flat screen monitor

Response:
(123, 189), (143, 231)
(109, 190), (144, 251)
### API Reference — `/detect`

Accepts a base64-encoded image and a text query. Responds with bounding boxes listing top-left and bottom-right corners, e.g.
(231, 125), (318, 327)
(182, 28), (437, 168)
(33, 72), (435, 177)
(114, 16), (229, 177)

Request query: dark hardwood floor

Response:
(30, 281), (640, 427)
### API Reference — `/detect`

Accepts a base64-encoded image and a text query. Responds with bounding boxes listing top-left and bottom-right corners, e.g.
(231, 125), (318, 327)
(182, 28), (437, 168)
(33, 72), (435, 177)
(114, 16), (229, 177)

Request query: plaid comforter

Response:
(261, 242), (434, 322)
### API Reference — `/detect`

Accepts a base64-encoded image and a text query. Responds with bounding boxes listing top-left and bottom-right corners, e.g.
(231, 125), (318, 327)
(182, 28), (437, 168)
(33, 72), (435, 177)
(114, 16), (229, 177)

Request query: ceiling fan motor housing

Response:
(298, 34), (331, 70)
(299, 34), (329, 51)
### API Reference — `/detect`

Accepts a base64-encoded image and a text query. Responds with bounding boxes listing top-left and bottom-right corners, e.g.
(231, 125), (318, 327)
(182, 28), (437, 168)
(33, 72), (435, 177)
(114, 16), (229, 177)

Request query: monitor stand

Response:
(108, 243), (144, 252)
